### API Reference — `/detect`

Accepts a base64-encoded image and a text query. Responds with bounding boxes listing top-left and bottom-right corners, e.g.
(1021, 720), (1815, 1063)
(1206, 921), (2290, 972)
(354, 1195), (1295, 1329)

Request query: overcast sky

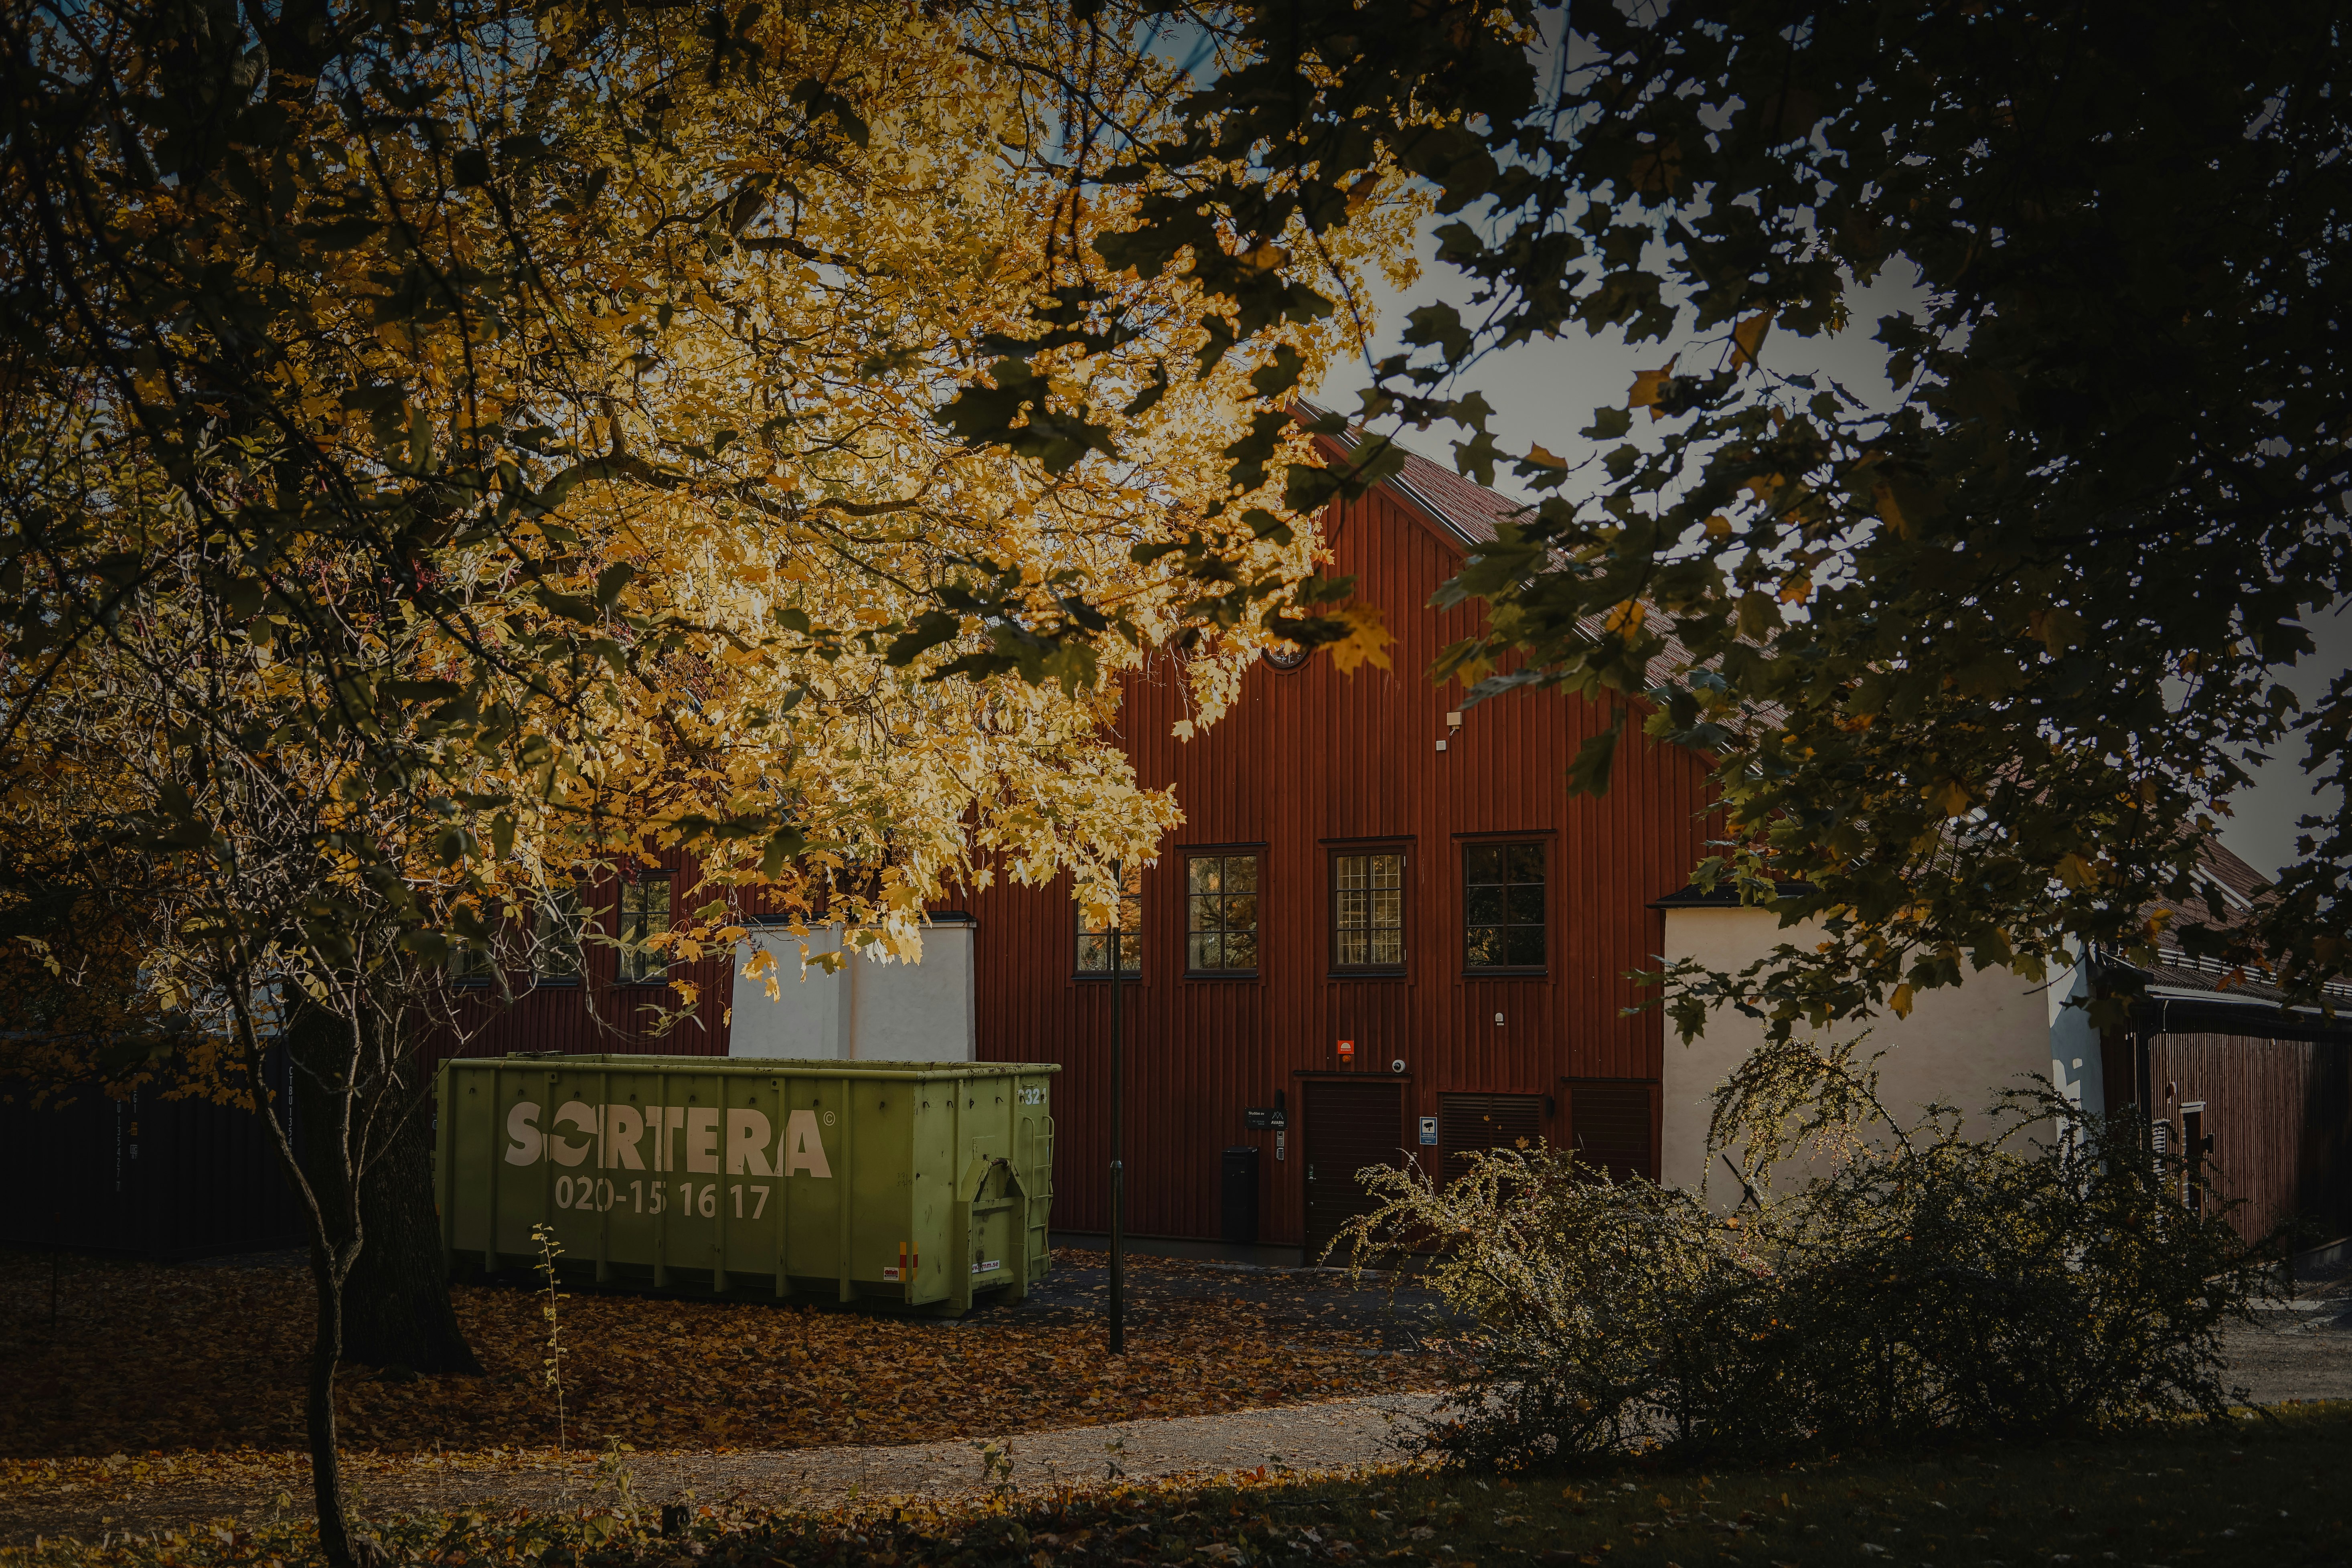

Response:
(1312, 223), (2348, 880)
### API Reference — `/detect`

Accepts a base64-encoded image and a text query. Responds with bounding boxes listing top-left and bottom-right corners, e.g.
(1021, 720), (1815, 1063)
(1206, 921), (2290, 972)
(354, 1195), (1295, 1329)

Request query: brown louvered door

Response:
(1438, 1092), (1547, 1181)
(1303, 1078), (1405, 1260)
(1565, 1080), (1656, 1181)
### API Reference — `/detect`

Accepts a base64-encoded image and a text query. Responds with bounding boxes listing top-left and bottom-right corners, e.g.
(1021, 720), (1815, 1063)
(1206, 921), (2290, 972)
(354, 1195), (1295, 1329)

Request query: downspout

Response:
(2133, 998), (2168, 1142)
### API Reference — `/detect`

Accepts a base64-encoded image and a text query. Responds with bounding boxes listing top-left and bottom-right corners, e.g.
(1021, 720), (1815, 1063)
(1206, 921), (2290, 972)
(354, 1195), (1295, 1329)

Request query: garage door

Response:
(1438, 1092), (1548, 1181)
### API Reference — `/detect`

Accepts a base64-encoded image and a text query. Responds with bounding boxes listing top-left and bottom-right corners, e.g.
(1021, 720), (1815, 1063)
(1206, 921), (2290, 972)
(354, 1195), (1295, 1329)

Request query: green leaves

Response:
(934, 361), (1115, 475)
(788, 75), (869, 149)
(1581, 407), (1633, 441)
(759, 827), (807, 882)
(1563, 705), (1626, 799)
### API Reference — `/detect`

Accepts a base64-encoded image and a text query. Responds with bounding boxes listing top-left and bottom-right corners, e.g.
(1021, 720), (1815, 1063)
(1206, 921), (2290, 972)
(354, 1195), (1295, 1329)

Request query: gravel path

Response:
(0, 1392), (1441, 1546)
(2219, 1304), (2352, 1403)
(616, 1388), (1439, 1508)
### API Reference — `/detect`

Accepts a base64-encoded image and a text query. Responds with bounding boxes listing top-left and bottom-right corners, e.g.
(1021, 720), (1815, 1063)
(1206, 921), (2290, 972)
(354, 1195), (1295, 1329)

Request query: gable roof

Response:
(1297, 403), (1530, 549)
(1383, 446), (1533, 548)
(1296, 404), (1714, 690)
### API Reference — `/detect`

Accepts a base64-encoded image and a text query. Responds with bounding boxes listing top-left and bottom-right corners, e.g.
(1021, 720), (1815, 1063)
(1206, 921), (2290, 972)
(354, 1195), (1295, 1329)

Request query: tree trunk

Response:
(248, 1000), (364, 1568)
(340, 1084), (481, 1374)
(307, 1246), (358, 1568)
(289, 1005), (481, 1375)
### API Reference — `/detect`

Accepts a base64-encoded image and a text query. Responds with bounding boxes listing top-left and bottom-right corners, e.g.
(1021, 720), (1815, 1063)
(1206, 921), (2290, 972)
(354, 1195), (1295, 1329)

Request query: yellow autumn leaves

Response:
(0, 0), (1424, 1020)
(493, 3), (1419, 964)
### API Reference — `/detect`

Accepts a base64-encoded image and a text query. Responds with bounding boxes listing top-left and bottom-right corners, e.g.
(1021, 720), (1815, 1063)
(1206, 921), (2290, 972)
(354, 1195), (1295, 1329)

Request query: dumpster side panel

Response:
(444, 1061), (503, 1259)
(560, 1062), (662, 1284)
(849, 1075), (912, 1297)
(719, 1071), (785, 1284)
(600, 1067), (666, 1278)
(500, 1066), (544, 1262)
(1015, 1070), (1055, 1279)
(784, 1075), (845, 1286)
(436, 1055), (1053, 1311)
(911, 1090), (955, 1304)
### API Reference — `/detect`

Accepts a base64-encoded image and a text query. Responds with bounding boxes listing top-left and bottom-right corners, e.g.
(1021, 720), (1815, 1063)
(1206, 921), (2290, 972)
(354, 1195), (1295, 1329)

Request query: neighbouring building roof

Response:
(2098, 838), (2352, 1015)
(1655, 842), (2349, 1018)
(1649, 881), (1813, 910)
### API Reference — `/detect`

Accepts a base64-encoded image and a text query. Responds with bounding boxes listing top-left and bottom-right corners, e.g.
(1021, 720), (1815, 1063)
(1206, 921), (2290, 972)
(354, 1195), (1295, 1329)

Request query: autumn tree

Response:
(0, 0), (1411, 1557)
(946, 0), (2352, 1035)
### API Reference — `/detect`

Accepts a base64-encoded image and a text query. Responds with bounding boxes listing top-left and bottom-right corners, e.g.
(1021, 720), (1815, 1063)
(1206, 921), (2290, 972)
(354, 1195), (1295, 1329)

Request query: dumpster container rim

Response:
(452, 1055), (1060, 1082)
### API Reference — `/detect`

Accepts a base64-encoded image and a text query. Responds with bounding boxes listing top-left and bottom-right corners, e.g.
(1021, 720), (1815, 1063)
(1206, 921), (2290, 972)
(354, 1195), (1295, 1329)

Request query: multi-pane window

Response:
(618, 873), (673, 984)
(535, 886), (587, 981)
(1186, 853), (1260, 973)
(448, 938), (492, 985)
(1332, 851), (1405, 969)
(1465, 842), (1546, 970)
(1076, 863), (1143, 975)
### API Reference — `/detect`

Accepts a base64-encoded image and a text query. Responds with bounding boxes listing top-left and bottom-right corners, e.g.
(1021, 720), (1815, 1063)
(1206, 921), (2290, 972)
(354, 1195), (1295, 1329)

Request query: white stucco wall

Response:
(2045, 957), (2106, 1117)
(1659, 905), (2075, 1203)
(726, 919), (976, 1062)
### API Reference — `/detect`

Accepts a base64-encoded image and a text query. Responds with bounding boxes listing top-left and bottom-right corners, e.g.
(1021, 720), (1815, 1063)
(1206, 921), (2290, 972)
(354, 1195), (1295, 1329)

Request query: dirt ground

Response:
(0, 1246), (1446, 1463)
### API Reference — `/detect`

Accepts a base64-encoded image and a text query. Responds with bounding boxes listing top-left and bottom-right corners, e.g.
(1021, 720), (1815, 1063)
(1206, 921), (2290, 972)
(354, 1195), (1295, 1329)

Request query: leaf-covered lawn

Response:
(6, 1403), (2347, 1568)
(0, 1247), (1438, 1463)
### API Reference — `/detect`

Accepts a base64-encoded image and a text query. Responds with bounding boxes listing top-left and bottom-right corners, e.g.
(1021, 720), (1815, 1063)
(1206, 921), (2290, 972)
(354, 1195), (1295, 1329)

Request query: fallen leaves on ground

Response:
(0, 1245), (1442, 1510)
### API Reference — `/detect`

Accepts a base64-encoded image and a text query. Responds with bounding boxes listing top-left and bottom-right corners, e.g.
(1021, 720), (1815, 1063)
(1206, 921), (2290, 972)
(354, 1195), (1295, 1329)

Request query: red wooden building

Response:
(438, 438), (1719, 1261)
(960, 446), (1714, 1259)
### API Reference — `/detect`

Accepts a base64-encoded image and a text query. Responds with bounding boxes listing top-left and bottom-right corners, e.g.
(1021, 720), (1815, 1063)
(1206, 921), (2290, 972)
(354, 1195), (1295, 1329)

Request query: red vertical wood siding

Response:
(2148, 1029), (2352, 1245)
(425, 846), (736, 1076)
(966, 483), (1717, 1246)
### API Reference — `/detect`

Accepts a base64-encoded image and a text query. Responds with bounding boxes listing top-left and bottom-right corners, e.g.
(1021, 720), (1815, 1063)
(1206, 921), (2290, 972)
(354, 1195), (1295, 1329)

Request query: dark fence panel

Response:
(0, 1054), (304, 1261)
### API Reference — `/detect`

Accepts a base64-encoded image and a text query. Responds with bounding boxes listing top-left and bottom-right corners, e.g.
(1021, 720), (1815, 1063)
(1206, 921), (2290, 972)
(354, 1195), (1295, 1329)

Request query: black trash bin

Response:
(1221, 1145), (1260, 1246)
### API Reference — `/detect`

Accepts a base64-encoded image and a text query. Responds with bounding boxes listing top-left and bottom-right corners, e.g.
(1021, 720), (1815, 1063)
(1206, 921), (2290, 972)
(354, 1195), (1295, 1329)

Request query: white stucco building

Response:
(1654, 882), (2107, 1204)
(726, 914), (978, 1062)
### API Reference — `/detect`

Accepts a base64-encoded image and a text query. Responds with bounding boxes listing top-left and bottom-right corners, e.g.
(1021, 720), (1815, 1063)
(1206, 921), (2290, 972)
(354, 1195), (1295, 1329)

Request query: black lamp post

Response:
(1108, 863), (1126, 1355)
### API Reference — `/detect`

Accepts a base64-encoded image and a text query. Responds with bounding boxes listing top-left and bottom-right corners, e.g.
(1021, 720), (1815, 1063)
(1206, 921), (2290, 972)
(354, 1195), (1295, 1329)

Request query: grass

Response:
(1250, 1402), (2352, 1565)
(5, 1403), (2345, 1567)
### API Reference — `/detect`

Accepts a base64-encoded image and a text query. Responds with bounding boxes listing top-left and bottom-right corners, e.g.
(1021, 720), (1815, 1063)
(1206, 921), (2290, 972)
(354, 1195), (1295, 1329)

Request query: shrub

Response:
(1340, 1043), (2280, 1468)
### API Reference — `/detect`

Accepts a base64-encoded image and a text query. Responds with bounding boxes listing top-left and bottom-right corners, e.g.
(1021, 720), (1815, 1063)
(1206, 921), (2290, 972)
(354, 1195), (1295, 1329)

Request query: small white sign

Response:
(972, 1258), (1001, 1274)
(1419, 1116), (1439, 1146)
(882, 1266), (902, 1282)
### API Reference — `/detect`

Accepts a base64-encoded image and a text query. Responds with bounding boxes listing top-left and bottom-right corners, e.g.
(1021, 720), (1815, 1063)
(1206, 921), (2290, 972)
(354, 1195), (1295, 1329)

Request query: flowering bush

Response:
(1341, 1053), (2280, 1467)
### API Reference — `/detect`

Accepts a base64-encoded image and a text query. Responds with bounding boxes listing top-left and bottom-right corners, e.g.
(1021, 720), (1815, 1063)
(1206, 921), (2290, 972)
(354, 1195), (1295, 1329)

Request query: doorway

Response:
(1303, 1078), (1404, 1260)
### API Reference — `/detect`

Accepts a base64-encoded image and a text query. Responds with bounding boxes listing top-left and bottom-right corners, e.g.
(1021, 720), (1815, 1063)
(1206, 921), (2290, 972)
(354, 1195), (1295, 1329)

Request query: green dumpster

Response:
(436, 1054), (1056, 1313)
